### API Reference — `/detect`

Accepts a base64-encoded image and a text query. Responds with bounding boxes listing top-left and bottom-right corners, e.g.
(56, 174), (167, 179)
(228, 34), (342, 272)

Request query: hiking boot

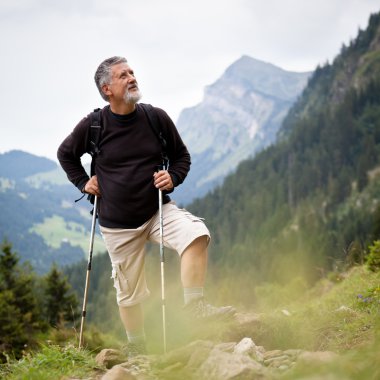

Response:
(183, 297), (236, 322)
(122, 341), (147, 358)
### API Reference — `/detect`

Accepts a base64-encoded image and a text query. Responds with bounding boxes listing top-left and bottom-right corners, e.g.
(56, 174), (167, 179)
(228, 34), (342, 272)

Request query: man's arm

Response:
(57, 117), (91, 193)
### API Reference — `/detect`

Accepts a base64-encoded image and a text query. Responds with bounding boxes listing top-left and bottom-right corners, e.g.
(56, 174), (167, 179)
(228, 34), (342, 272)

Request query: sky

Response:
(0, 0), (379, 162)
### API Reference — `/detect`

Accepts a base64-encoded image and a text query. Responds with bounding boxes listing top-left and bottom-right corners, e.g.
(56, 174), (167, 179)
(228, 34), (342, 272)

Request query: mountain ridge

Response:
(0, 149), (57, 180)
(186, 11), (380, 297)
(174, 55), (311, 204)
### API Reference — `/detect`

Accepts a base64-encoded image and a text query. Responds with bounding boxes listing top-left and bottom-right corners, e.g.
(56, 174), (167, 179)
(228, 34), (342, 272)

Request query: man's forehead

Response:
(111, 62), (131, 74)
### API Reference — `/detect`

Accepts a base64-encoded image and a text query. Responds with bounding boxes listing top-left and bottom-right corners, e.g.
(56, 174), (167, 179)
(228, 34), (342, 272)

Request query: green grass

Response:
(1, 265), (379, 379)
(29, 215), (105, 256)
(279, 338), (380, 380)
(0, 344), (102, 380)
(251, 266), (380, 353)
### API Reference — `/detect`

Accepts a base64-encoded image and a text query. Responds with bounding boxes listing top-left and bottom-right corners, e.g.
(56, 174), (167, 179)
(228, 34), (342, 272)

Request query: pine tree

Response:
(0, 240), (43, 360)
(44, 264), (79, 328)
(0, 290), (26, 362)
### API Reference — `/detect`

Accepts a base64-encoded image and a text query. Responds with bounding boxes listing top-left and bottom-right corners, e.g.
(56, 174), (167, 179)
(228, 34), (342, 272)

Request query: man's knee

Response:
(184, 235), (209, 255)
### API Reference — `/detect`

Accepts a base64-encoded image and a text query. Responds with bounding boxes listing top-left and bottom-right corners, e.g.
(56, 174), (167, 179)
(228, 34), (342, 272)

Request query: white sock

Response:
(184, 287), (204, 305)
(126, 329), (146, 344)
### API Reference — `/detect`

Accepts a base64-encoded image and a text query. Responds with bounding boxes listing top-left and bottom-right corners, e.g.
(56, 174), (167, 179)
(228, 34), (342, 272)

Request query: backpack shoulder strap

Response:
(83, 108), (103, 206)
(88, 108), (102, 178)
(139, 103), (169, 168)
(89, 108), (102, 157)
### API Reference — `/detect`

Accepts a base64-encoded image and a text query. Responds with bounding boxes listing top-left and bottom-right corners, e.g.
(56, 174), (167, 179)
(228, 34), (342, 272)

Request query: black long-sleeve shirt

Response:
(57, 104), (191, 228)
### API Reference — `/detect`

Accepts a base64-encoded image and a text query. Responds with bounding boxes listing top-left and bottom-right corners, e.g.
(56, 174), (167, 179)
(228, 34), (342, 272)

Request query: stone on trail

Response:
(96, 349), (126, 369)
(195, 345), (266, 380)
(101, 365), (137, 380)
(233, 337), (256, 355)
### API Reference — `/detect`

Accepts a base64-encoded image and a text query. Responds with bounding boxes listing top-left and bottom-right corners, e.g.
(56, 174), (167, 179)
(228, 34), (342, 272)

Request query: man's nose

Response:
(128, 73), (136, 81)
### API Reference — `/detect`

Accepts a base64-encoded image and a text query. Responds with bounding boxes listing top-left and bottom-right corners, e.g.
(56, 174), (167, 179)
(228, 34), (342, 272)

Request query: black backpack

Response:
(83, 103), (169, 204)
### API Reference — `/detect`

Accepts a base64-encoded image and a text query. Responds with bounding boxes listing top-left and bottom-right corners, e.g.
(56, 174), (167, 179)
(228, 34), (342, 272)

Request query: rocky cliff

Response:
(174, 55), (311, 204)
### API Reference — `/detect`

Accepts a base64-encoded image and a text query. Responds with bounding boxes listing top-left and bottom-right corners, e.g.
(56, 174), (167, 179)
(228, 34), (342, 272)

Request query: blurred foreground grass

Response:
(1, 265), (379, 379)
(0, 344), (100, 380)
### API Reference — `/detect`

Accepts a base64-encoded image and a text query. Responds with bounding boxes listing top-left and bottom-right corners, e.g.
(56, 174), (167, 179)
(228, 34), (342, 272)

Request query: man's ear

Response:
(102, 83), (112, 97)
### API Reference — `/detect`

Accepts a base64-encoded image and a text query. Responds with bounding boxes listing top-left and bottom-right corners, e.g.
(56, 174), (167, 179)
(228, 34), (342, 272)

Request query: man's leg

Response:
(100, 225), (151, 355)
(181, 235), (236, 319)
(119, 303), (144, 331)
(181, 235), (208, 288)
(119, 303), (146, 353)
(148, 203), (235, 320)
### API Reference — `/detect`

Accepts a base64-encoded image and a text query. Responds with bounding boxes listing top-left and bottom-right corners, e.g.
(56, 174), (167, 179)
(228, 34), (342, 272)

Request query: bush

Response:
(366, 240), (380, 272)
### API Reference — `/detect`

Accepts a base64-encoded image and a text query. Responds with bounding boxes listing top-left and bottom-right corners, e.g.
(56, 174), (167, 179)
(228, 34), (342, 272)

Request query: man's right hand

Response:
(84, 175), (101, 197)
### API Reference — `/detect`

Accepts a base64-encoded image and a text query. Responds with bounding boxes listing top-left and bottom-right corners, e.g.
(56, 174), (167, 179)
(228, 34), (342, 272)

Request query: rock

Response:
(297, 350), (338, 365)
(233, 337), (264, 363)
(96, 349), (126, 369)
(235, 312), (261, 326)
(119, 355), (156, 379)
(263, 349), (283, 360)
(264, 354), (290, 366)
(186, 344), (216, 370)
(233, 337), (256, 355)
(214, 342), (236, 353)
(220, 312), (262, 342)
(283, 349), (304, 359)
(101, 365), (136, 380)
(195, 346), (265, 380)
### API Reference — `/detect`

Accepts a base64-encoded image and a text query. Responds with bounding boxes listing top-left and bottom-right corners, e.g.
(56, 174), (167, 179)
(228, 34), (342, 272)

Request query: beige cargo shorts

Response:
(99, 202), (210, 307)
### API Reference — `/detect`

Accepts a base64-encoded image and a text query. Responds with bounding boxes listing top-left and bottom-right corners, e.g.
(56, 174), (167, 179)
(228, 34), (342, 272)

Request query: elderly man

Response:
(57, 56), (235, 356)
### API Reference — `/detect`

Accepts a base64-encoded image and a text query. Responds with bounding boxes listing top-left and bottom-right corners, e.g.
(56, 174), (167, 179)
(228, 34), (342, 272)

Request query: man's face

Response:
(104, 62), (141, 104)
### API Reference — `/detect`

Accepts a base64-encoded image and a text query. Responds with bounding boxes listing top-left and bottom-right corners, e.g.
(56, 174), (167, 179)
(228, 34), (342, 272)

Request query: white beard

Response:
(123, 88), (142, 104)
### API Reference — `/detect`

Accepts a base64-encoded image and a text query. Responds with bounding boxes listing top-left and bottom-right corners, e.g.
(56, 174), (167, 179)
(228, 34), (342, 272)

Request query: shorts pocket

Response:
(111, 264), (131, 296)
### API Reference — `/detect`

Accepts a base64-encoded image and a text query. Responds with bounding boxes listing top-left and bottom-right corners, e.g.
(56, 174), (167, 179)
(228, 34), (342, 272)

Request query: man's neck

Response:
(109, 101), (136, 115)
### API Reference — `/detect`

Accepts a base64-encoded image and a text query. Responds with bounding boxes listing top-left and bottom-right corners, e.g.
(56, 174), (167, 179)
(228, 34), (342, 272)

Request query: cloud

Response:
(0, 0), (379, 160)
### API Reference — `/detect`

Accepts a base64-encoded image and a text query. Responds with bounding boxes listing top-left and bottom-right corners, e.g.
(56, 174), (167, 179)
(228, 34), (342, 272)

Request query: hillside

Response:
(0, 151), (105, 273)
(186, 11), (380, 303)
(174, 56), (310, 204)
(0, 150), (57, 180)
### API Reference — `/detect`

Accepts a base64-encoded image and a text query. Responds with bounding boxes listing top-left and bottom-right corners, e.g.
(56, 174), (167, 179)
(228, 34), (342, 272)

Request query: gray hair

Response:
(94, 56), (127, 101)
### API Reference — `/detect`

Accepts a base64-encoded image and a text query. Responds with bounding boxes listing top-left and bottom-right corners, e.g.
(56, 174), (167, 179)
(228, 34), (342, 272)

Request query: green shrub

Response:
(367, 240), (380, 272)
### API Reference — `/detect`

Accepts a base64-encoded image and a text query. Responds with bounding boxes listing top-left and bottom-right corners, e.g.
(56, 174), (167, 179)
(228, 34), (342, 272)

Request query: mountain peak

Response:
(206, 55), (311, 103)
(228, 55), (285, 73)
(175, 56), (311, 204)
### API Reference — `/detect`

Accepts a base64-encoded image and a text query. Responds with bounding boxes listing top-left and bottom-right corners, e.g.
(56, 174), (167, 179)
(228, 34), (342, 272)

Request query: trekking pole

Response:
(79, 195), (98, 349)
(157, 166), (167, 354)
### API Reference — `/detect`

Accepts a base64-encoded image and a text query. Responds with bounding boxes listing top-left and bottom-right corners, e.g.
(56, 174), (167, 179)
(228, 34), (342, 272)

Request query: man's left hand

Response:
(153, 170), (173, 191)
